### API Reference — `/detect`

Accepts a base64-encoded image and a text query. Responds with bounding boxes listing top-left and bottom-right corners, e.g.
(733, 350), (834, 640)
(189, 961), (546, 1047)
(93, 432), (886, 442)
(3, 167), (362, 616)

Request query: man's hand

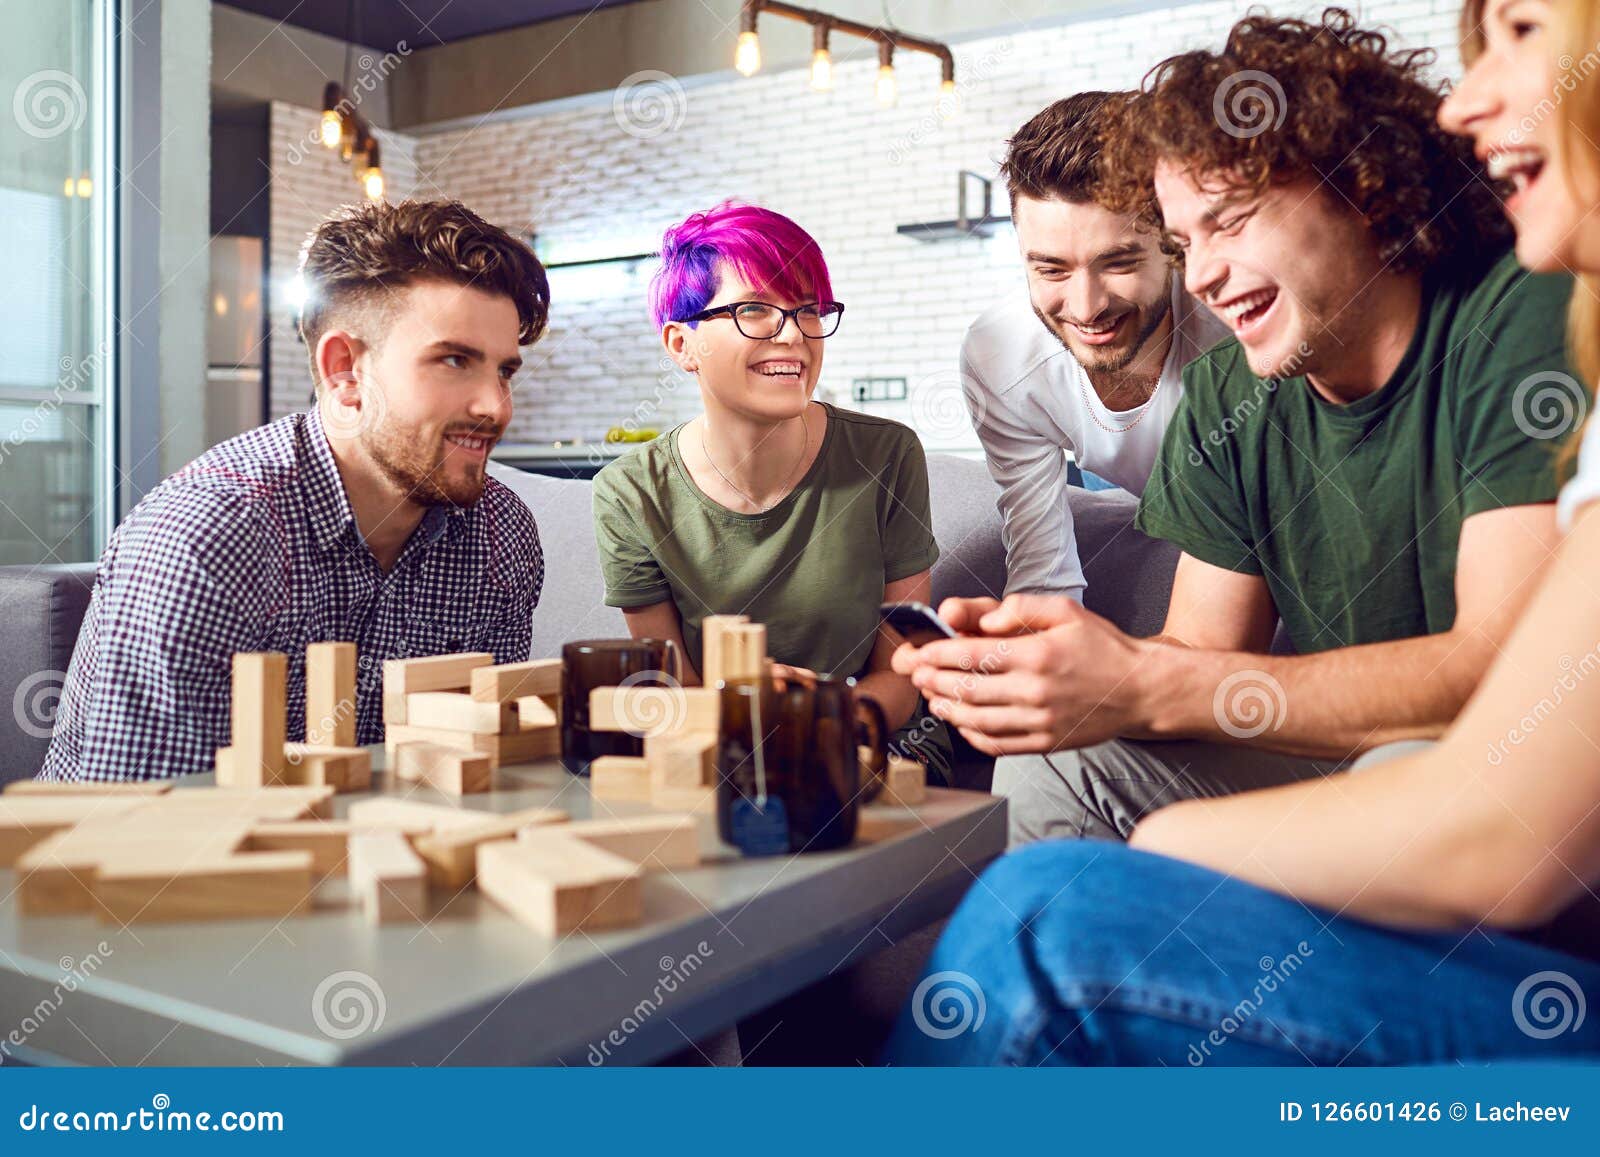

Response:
(891, 594), (1156, 755)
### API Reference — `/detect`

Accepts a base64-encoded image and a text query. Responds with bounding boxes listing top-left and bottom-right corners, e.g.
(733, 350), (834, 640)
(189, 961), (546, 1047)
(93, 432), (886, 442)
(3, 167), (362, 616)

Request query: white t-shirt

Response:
(1558, 413), (1600, 530)
(959, 279), (1230, 599)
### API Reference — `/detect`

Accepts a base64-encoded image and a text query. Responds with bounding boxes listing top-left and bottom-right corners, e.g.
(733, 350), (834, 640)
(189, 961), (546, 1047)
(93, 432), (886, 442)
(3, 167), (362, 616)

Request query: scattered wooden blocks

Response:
(471, 659), (563, 704)
(305, 641), (357, 747)
(345, 797), (493, 833)
(384, 722), (559, 768)
(537, 814), (700, 871)
(411, 806), (569, 888)
(383, 652), (493, 726)
(404, 691), (516, 734)
(245, 820), (356, 876)
(284, 744), (372, 791)
(648, 783), (718, 814)
(93, 850), (316, 924)
(228, 652), (287, 787)
(4, 781), (172, 797)
(589, 756), (651, 803)
(0, 796), (147, 866)
(514, 695), (559, 730)
(477, 835), (642, 937)
(645, 732), (716, 789)
(587, 686), (719, 737)
(873, 755), (928, 807)
(348, 830), (428, 924)
(392, 741), (493, 796)
(700, 614), (748, 687)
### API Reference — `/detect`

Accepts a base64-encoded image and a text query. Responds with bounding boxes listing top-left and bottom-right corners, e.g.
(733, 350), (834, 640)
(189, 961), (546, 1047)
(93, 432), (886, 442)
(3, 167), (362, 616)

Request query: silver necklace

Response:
(699, 411), (811, 514)
(1082, 376), (1160, 434)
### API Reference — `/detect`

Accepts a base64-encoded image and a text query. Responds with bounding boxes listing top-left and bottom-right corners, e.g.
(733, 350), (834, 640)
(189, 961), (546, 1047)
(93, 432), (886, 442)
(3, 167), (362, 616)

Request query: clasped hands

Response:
(890, 594), (1157, 756)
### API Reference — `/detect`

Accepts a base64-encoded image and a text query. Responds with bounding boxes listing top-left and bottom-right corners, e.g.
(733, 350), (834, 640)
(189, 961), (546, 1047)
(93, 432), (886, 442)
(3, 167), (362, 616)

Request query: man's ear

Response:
(661, 322), (700, 375)
(315, 330), (368, 437)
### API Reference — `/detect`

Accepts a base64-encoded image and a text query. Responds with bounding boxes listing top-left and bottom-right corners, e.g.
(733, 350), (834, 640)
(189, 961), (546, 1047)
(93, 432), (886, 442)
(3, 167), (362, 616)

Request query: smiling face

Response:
(322, 278), (520, 507)
(1011, 194), (1174, 379)
(1439, 0), (1600, 272)
(1154, 161), (1393, 382)
(663, 265), (823, 424)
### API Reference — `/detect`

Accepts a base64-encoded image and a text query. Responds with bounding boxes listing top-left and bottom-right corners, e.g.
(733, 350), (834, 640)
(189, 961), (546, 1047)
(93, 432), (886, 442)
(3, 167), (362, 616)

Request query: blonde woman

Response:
(886, 0), (1600, 1065)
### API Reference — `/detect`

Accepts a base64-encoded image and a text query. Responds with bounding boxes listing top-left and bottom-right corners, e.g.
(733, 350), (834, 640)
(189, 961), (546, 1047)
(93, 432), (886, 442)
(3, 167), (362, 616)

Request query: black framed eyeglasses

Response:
(685, 300), (845, 340)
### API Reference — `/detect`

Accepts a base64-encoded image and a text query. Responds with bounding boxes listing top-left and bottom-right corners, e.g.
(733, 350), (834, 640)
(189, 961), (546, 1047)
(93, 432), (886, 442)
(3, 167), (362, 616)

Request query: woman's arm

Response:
(1130, 504), (1600, 930)
(620, 601), (701, 686)
(854, 569), (933, 731)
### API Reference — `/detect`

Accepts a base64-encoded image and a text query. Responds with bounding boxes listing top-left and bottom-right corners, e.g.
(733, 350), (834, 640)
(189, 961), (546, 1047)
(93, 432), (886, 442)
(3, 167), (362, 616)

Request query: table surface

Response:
(0, 755), (1005, 1066)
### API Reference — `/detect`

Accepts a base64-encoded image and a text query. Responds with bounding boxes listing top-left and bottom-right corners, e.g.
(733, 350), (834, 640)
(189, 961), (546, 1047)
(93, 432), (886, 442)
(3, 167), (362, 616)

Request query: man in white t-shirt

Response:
(963, 92), (1229, 599)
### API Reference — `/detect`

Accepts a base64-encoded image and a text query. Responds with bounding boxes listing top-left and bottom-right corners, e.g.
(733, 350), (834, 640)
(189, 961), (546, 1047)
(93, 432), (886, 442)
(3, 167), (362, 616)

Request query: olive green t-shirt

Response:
(1136, 251), (1573, 654)
(593, 402), (941, 681)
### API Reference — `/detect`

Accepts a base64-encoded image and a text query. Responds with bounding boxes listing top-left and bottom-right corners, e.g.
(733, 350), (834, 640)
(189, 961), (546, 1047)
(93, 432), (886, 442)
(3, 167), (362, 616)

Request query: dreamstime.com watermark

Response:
(887, 39), (1015, 164)
(587, 941), (715, 1065)
(1212, 69), (1288, 139)
(1187, 940), (1314, 1065)
(1486, 643), (1600, 765)
(911, 970), (987, 1039)
(1185, 341), (1314, 467)
(0, 942), (113, 1065)
(311, 970), (386, 1040)
(16, 1095), (283, 1134)
(1212, 669), (1288, 740)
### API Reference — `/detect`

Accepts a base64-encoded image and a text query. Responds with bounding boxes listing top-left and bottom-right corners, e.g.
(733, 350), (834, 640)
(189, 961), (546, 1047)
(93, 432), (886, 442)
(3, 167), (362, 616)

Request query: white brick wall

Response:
(267, 0), (1466, 448)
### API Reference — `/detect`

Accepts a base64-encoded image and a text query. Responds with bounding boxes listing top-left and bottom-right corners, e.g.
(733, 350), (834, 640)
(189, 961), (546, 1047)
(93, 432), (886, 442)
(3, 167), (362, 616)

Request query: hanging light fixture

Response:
(320, 81), (344, 149)
(735, 2), (954, 110)
(875, 40), (896, 107)
(361, 139), (385, 202)
(311, 1), (392, 199)
(809, 20), (833, 91)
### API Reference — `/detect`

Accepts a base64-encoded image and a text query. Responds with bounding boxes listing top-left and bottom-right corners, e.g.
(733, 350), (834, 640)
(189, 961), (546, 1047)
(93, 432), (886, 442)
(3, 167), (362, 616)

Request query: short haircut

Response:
(1099, 7), (1510, 275)
(297, 199), (551, 375)
(648, 201), (833, 330)
(999, 91), (1128, 206)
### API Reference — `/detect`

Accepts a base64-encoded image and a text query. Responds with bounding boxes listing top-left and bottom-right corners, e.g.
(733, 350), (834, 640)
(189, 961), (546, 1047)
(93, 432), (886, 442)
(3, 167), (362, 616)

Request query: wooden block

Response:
(246, 820), (355, 876)
(470, 659), (563, 703)
(645, 732), (717, 789)
(305, 641), (357, 747)
(384, 722), (558, 768)
(5, 781), (172, 797)
(587, 687), (719, 736)
(346, 797), (489, 833)
(879, 755), (927, 806)
(720, 624), (768, 684)
(392, 742), (493, 795)
(155, 785), (336, 821)
(16, 820), (252, 915)
(348, 830), (428, 924)
(411, 806), (568, 888)
(648, 783), (717, 815)
(231, 652), (287, 787)
(93, 850), (316, 924)
(699, 614), (749, 687)
(405, 692), (516, 734)
(282, 744), (372, 792)
(589, 756), (651, 803)
(536, 814), (700, 871)
(477, 836), (642, 936)
(0, 797), (147, 866)
(514, 696), (559, 730)
(383, 652), (493, 725)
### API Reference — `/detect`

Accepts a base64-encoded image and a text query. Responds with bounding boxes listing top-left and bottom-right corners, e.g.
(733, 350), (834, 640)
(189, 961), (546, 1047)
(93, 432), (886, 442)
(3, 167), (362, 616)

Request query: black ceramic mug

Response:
(560, 638), (681, 775)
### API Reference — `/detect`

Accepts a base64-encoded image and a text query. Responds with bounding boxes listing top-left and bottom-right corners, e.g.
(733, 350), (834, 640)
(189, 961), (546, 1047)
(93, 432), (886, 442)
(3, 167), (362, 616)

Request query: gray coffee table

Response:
(0, 755), (1005, 1066)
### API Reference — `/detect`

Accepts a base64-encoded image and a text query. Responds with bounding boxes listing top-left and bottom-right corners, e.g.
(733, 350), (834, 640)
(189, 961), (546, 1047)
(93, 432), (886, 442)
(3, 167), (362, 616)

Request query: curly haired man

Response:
(894, 8), (1579, 844)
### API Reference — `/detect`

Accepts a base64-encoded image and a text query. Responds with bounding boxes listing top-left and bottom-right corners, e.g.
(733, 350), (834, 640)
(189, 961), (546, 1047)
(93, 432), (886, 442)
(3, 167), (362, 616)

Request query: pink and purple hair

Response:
(648, 201), (833, 330)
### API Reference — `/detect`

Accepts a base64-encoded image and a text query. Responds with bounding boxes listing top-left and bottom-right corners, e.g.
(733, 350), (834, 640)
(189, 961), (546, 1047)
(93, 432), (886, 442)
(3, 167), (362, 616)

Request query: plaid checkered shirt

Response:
(40, 408), (544, 781)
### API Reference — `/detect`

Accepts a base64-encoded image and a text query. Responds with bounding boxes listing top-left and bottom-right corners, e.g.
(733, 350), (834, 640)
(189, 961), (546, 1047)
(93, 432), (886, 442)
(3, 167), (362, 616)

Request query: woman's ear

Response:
(662, 322), (700, 375)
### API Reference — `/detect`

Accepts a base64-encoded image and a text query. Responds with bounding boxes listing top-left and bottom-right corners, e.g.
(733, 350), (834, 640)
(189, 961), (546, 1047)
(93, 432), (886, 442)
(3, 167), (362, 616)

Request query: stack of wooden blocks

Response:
(383, 653), (564, 794)
(216, 644), (371, 791)
(587, 615), (769, 814)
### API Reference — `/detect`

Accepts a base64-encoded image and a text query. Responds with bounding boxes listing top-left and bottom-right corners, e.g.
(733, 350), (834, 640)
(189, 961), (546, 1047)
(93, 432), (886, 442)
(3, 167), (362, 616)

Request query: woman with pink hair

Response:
(592, 201), (953, 781)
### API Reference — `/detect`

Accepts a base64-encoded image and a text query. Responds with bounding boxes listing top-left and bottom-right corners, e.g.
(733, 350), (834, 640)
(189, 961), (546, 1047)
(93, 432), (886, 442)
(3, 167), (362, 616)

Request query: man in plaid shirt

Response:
(42, 199), (551, 781)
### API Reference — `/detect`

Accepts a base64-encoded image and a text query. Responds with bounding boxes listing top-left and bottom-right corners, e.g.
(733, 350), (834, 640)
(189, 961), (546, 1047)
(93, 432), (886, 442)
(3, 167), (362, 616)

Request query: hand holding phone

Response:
(880, 601), (959, 648)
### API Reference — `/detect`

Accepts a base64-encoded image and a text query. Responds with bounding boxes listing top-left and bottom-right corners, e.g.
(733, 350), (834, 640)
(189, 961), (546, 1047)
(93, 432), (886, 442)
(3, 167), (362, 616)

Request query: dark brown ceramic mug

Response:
(561, 638), (681, 775)
(715, 675), (888, 855)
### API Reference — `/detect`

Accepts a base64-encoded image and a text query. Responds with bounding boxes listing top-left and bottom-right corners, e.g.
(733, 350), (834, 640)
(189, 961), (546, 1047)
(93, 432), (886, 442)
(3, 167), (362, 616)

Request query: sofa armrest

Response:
(0, 564), (96, 784)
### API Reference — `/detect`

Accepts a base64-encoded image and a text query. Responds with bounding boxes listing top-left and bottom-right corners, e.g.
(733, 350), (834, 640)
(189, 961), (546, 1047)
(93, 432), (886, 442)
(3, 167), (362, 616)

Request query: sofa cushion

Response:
(0, 564), (96, 783)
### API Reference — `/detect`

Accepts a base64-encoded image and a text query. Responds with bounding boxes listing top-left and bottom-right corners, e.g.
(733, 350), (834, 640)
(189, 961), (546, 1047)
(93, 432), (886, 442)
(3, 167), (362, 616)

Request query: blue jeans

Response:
(883, 842), (1600, 1065)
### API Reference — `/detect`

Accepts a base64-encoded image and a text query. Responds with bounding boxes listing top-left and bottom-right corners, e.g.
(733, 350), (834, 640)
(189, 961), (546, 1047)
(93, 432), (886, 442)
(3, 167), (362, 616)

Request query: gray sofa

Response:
(0, 454), (1180, 785)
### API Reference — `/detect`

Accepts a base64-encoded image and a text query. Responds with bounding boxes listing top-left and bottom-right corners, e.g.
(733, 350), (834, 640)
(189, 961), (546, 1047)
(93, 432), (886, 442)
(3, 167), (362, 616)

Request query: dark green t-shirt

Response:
(593, 402), (951, 775)
(1136, 252), (1573, 654)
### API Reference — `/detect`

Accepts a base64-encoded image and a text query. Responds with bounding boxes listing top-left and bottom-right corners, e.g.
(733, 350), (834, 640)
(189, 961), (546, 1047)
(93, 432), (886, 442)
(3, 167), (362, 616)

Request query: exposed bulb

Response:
(735, 30), (761, 77)
(810, 48), (833, 92)
(876, 64), (897, 107)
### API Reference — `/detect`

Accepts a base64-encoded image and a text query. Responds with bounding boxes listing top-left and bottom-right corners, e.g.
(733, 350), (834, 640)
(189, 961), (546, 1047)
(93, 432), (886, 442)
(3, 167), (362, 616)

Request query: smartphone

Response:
(880, 601), (959, 648)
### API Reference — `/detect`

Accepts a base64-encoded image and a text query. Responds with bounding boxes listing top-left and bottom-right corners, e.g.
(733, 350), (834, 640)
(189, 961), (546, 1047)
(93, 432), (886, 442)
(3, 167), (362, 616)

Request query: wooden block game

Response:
(93, 850), (317, 924)
(228, 652), (287, 787)
(411, 806), (569, 888)
(514, 695), (559, 729)
(470, 658), (562, 703)
(869, 754), (928, 807)
(382, 652), (493, 726)
(305, 641), (357, 747)
(589, 756), (651, 803)
(4, 781), (172, 797)
(645, 732), (716, 789)
(587, 687), (719, 737)
(699, 614), (749, 687)
(536, 814), (700, 871)
(392, 741), (493, 795)
(348, 830), (428, 924)
(477, 835), (642, 937)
